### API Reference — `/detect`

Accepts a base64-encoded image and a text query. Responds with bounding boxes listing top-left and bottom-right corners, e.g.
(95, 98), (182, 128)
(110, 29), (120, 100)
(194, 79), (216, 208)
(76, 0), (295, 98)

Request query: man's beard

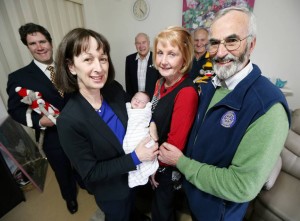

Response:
(212, 46), (249, 80)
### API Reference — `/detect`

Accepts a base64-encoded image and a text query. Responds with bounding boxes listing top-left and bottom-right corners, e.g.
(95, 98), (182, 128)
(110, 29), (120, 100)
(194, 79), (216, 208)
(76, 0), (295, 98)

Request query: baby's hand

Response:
(149, 121), (158, 142)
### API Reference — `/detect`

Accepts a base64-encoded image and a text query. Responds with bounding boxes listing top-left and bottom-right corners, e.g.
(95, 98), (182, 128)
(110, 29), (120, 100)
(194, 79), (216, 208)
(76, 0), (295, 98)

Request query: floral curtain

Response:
(182, 0), (255, 31)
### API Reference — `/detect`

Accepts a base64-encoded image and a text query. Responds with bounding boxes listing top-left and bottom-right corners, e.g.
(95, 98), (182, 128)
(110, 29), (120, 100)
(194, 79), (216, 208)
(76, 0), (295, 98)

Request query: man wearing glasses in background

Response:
(158, 6), (290, 221)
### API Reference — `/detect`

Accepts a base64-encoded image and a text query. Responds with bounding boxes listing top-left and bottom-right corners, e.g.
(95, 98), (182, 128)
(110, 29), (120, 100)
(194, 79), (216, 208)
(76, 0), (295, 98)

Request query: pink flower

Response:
(187, 0), (198, 9)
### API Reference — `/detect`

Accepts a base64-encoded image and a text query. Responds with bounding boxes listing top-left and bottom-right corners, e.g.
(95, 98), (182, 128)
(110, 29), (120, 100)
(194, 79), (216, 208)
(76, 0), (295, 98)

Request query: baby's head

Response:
(131, 91), (150, 109)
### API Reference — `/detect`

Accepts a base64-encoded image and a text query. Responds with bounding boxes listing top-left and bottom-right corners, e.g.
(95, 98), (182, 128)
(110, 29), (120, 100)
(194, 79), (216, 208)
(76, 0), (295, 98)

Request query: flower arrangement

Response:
(182, 0), (255, 30)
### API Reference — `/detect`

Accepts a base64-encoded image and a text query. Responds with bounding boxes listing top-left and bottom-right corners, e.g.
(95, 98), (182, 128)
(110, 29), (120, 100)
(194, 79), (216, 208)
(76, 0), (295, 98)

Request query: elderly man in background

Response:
(188, 27), (213, 82)
(125, 32), (160, 99)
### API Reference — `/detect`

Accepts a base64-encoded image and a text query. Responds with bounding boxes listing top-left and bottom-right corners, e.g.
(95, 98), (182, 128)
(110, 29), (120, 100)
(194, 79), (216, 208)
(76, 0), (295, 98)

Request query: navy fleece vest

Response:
(184, 64), (290, 221)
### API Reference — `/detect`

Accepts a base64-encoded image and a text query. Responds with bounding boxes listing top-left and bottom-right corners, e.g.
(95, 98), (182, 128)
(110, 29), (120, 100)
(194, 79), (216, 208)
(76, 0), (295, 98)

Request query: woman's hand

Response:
(135, 136), (159, 162)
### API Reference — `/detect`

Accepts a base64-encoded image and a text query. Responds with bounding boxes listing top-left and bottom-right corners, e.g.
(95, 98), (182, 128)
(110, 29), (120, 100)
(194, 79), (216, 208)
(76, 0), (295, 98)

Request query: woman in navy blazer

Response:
(55, 28), (158, 221)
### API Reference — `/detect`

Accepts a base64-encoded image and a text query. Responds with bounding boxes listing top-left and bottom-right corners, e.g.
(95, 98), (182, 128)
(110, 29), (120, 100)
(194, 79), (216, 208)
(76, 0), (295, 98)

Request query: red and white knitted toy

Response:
(15, 87), (59, 127)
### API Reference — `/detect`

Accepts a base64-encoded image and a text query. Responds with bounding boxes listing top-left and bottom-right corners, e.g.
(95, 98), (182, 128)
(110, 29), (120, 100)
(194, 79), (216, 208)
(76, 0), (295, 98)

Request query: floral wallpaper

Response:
(182, 0), (255, 31)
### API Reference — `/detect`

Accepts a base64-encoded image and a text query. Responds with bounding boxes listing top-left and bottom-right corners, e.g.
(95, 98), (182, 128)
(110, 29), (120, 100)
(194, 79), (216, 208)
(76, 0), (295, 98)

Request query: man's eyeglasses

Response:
(206, 35), (252, 54)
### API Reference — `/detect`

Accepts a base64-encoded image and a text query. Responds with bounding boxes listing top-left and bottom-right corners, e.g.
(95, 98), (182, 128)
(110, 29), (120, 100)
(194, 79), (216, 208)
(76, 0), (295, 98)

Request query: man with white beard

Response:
(157, 6), (291, 221)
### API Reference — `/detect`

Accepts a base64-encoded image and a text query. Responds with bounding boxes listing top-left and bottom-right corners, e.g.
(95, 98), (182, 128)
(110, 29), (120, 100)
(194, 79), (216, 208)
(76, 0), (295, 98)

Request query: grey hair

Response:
(193, 27), (209, 35)
(192, 27), (209, 39)
(210, 6), (257, 44)
(135, 32), (150, 43)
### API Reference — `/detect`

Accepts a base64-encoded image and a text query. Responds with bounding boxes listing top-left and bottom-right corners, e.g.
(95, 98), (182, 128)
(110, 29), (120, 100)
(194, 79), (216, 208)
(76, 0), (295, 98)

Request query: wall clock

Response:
(132, 0), (150, 21)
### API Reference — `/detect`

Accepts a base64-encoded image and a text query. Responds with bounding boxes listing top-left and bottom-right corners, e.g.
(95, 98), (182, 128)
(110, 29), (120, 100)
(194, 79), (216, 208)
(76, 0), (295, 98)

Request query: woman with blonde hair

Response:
(150, 26), (199, 221)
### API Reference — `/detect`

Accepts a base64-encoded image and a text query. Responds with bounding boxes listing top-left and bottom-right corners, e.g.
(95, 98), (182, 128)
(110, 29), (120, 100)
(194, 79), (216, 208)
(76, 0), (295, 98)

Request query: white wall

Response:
(83, 0), (182, 92)
(83, 0), (300, 110)
(251, 0), (300, 110)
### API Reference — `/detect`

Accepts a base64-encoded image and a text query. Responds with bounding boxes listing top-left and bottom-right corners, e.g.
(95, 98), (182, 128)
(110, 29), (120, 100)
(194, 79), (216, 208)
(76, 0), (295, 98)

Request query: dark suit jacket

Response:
(6, 61), (68, 150)
(125, 51), (160, 99)
(57, 81), (136, 201)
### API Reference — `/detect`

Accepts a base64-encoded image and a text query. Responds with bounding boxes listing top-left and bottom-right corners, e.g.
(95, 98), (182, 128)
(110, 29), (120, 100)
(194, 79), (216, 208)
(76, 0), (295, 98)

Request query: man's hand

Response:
(158, 142), (183, 166)
(39, 115), (55, 127)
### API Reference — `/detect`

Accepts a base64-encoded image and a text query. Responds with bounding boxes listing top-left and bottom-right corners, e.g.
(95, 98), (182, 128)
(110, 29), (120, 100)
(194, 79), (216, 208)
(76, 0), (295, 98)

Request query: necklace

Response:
(94, 95), (103, 112)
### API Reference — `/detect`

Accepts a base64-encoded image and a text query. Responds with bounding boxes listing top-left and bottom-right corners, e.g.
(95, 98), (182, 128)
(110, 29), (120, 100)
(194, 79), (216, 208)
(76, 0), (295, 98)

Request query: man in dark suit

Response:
(6, 23), (80, 214)
(125, 33), (160, 99)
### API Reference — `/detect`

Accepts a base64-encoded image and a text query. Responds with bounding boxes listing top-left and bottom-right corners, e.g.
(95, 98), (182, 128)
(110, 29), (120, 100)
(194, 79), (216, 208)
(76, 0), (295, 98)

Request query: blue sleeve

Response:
(130, 151), (141, 166)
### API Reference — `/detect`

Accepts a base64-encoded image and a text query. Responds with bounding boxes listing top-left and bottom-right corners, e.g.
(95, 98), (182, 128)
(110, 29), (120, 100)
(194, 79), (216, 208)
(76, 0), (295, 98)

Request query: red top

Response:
(154, 75), (199, 165)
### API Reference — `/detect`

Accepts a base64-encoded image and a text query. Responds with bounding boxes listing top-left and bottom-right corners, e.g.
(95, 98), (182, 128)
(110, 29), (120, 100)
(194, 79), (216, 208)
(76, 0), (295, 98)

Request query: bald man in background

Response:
(189, 27), (212, 81)
(125, 33), (160, 99)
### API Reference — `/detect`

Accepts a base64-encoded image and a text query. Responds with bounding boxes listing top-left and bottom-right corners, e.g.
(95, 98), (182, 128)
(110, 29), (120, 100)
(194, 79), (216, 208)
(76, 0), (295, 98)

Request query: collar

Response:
(34, 59), (55, 72)
(194, 51), (208, 61)
(135, 51), (150, 61)
(212, 61), (253, 90)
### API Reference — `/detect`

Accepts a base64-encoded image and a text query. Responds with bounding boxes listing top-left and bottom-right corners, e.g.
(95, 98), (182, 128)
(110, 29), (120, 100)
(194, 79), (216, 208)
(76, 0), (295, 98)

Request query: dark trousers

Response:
(96, 192), (134, 221)
(44, 147), (78, 201)
(151, 167), (182, 221)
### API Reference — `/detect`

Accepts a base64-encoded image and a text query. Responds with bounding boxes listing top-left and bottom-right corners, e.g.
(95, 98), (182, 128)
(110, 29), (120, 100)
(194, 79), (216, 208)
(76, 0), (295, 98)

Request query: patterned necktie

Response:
(47, 66), (64, 97)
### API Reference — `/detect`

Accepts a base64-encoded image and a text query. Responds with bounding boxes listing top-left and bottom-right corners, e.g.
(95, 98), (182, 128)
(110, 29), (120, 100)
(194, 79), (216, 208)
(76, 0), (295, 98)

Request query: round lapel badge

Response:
(220, 111), (236, 128)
